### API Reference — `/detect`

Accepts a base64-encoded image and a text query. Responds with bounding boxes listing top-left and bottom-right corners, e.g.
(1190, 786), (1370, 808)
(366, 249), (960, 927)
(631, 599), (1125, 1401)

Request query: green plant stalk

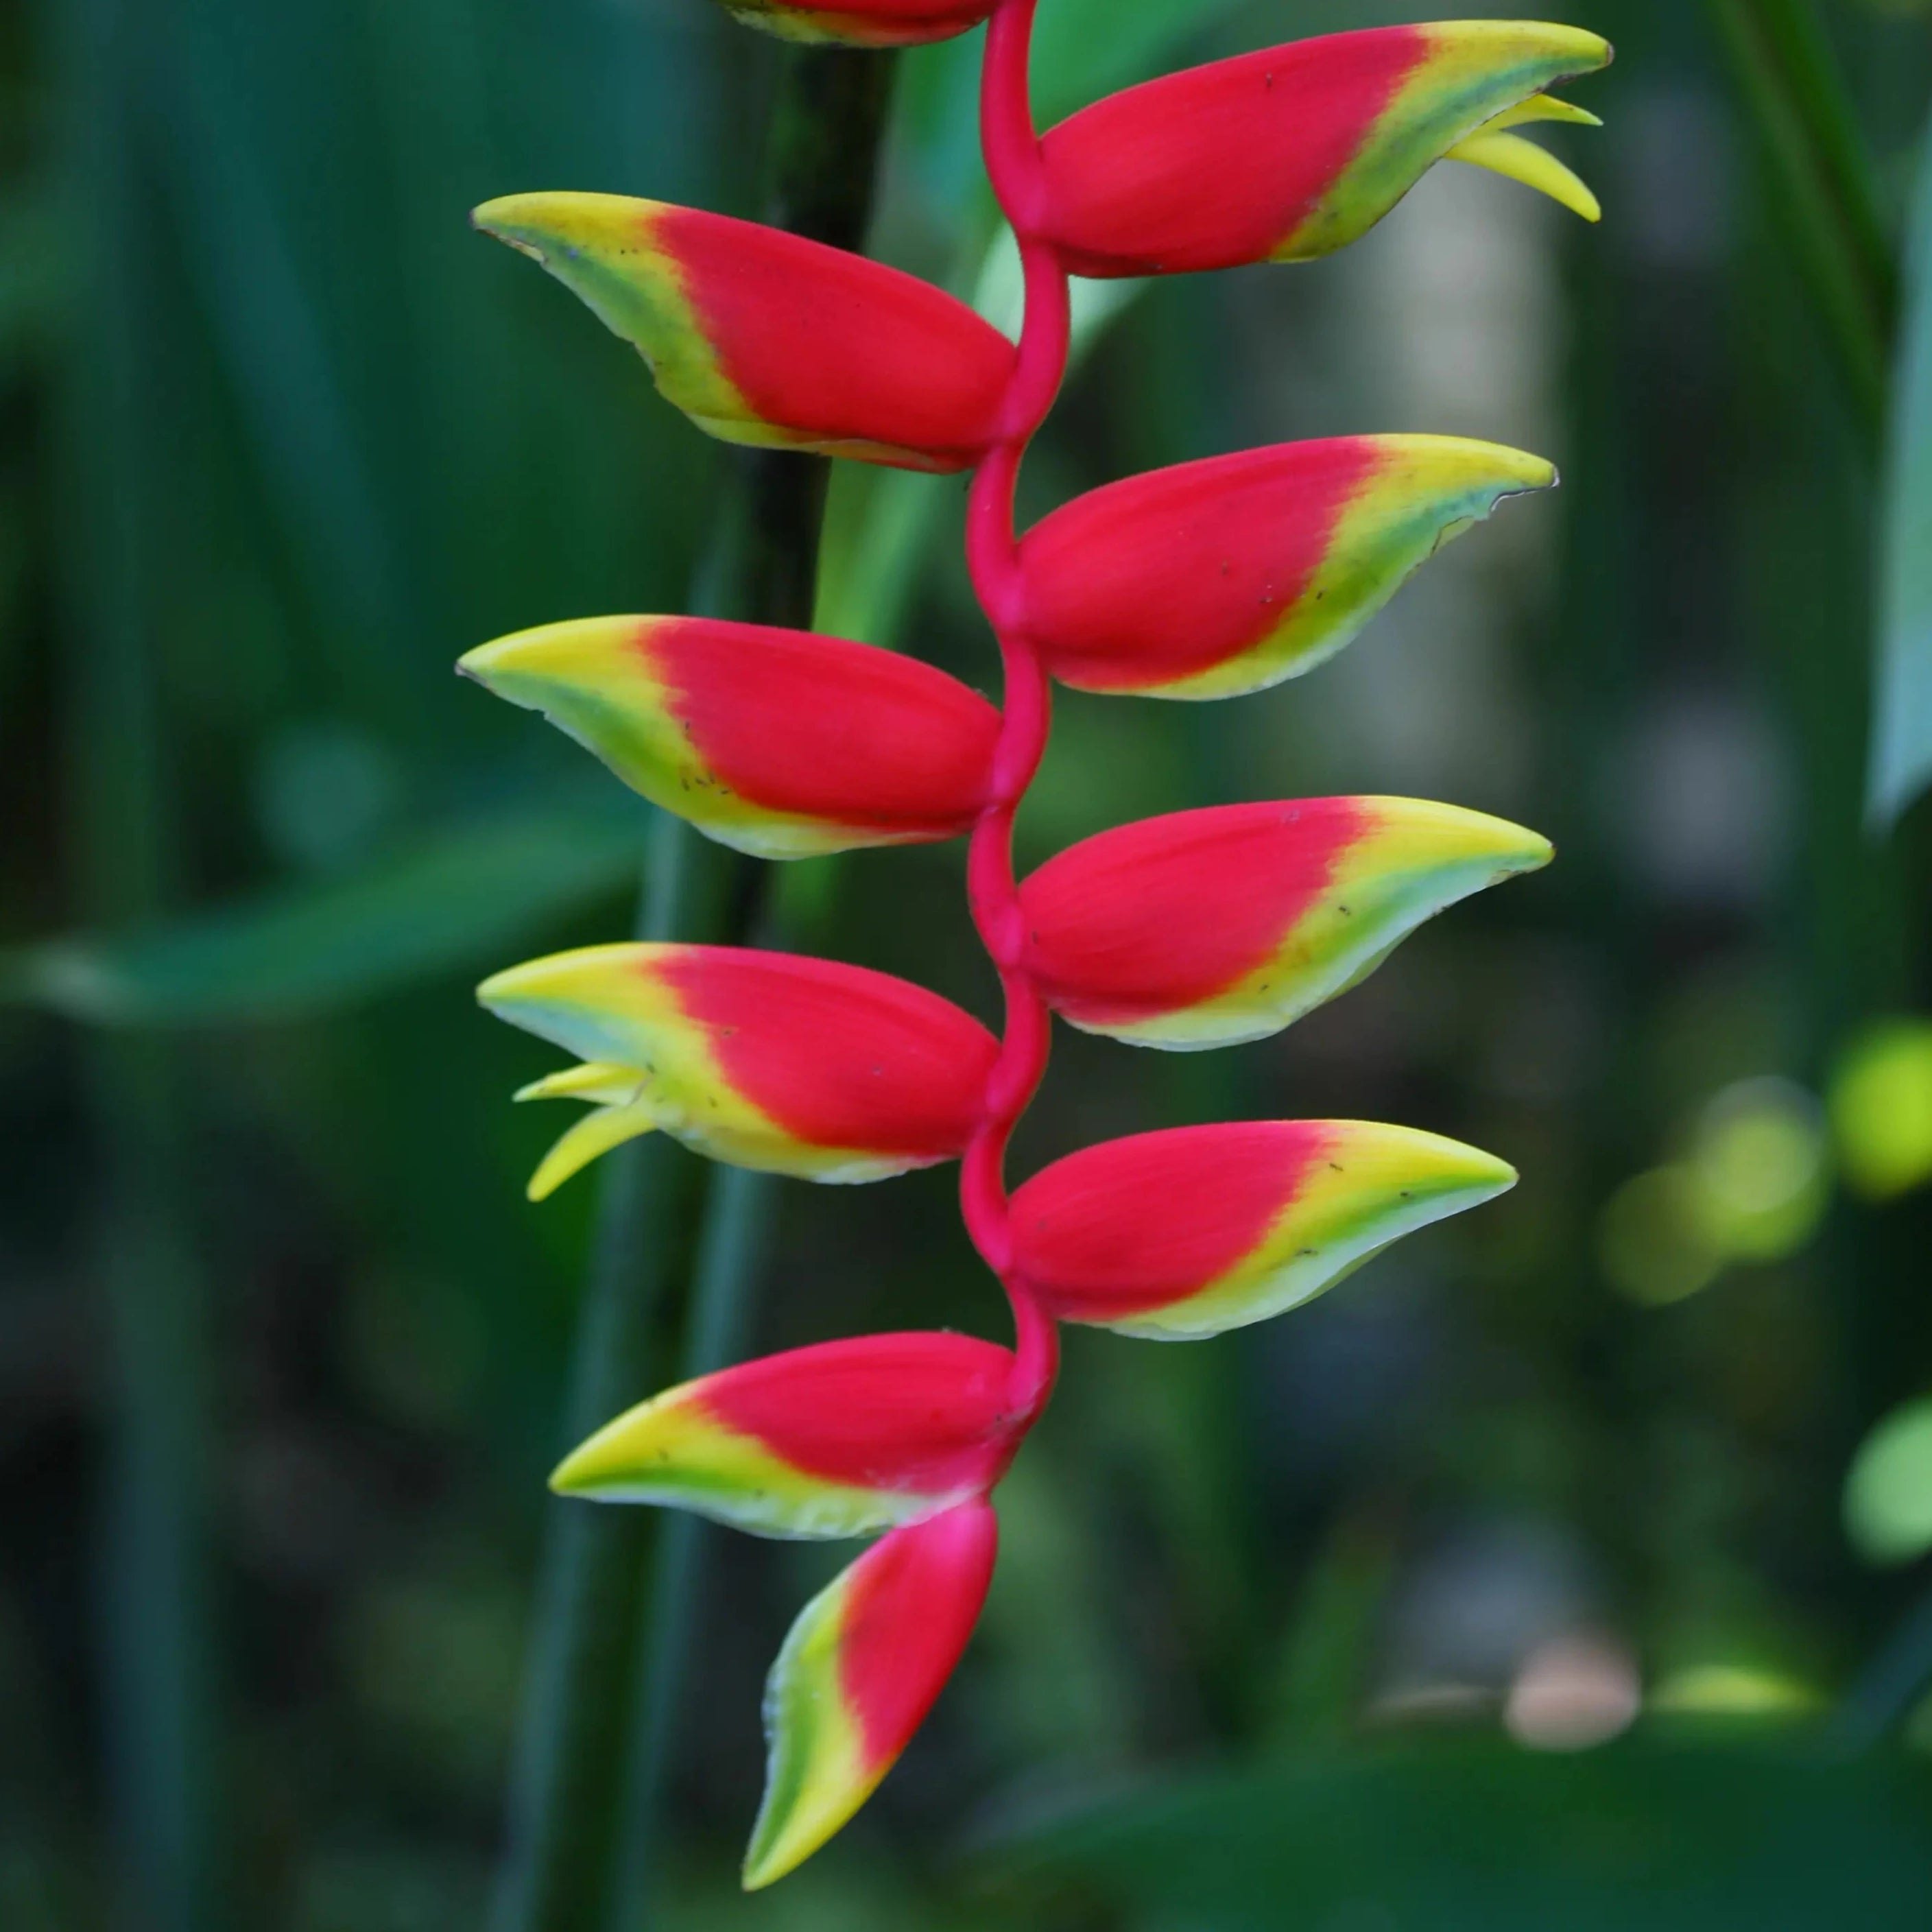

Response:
(488, 42), (894, 1932)
(607, 1162), (780, 1929)
(51, 0), (224, 1925)
(1706, 0), (1897, 446)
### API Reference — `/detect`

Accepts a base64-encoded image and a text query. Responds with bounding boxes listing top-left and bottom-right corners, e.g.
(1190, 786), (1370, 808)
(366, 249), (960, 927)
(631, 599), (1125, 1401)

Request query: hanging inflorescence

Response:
(464, 1), (1609, 1889)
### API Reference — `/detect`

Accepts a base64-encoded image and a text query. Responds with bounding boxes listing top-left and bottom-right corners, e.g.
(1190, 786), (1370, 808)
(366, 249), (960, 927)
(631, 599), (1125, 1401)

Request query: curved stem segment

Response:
(961, 0), (1069, 1426)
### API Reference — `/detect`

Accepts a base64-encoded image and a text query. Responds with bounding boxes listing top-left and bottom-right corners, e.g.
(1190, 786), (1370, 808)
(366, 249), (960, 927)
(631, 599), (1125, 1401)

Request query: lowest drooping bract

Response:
(467, 3), (1608, 1888)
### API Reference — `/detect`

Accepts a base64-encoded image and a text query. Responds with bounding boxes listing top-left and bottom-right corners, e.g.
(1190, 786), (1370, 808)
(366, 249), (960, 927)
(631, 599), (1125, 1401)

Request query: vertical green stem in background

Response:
(51, 1), (224, 1927)
(1706, 0), (1897, 446)
(488, 42), (894, 1932)
(608, 1162), (779, 1930)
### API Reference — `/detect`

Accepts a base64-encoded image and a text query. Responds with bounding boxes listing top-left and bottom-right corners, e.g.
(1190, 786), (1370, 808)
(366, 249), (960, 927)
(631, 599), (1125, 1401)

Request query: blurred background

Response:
(7, 0), (1932, 1926)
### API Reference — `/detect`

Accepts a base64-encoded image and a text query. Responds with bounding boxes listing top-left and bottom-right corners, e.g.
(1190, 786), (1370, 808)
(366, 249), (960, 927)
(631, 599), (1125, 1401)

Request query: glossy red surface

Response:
(650, 619), (999, 837)
(837, 1501), (999, 1766)
(1011, 1123), (1331, 1320)
(659, 947), (998, 1157)
(662, 206), (1015, 470)
(698, 1332), (1018, 1490)
(1018, 800), (1370, 1026)
(1018, 440), (1381, 691)
(1038, 29), (1426, 276)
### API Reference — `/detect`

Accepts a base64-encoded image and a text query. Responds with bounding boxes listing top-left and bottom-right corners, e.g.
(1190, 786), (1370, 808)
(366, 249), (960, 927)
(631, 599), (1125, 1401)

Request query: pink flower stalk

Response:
(466, 2), (1608, 1887)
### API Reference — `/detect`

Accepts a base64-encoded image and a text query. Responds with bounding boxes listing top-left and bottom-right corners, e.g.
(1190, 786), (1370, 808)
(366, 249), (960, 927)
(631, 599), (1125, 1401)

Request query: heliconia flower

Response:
(1010, 1121), (1516, 1339)
(1038, 22), (1610, 278)
(745, 1500), (997, 1890)
(479, 944), (998, 1184)
(551, 1332), (1019, 1538)
(713, 0), (994, 45)
(1019, 799), (1552, 1050)
(460, 617), (1000, 860)
(473, 193), (1014, 473)
(1017, 436), (1555, 701)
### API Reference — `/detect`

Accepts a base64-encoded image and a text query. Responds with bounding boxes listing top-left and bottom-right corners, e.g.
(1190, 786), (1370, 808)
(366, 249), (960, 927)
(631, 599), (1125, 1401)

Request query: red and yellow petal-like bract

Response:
(745, 1500), (997, 1889)
(461, 617), (999, 859)
(1018, 436), (1554, 700)
(1019, 799), (1552, 1049)
(473, 193), (1014, 472)
(715, 0), (996, 45)
(1011, 1121), (1516, 1339)
(1038, 22), (1610, 278)
(551, 1333), (1018, 1538)
(479, 944), (997, 1182)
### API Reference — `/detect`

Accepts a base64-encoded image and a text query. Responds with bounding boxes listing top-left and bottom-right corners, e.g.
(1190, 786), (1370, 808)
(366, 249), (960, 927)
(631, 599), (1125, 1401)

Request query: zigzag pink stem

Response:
(960, 0), (1067, 1424)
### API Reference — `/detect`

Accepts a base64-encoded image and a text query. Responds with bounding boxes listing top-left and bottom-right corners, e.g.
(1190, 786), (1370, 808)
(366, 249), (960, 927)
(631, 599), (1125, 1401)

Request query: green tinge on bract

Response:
(719, 0), (852, 41)
(480, 949), (784, 1175)
(1278, 23), (1611, 262)
(551, 1389), (961, 1539)
(1098, 801), (1554, 1051)
(1112, 1125), (1517, 1340)
(744, 1562), (874, 1889)
(473, 193), (774, 450)
(462, 619), (852, 861)
(717, 0), (970, 44)
(1163, 438), (1557, 703)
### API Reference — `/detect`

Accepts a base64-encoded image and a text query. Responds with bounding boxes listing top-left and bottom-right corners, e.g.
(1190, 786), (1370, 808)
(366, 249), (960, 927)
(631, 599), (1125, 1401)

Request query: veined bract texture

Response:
(468, 2), (1607, 1888)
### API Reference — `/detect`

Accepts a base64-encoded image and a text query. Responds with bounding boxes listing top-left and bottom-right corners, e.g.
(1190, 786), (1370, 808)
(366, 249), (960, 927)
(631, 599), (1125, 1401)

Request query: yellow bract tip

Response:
(471, 190), (667, 254)
(525, 1101), (658, 1202)
(1446, 131), (1602, 224)
(1365, 798), (1555, 879)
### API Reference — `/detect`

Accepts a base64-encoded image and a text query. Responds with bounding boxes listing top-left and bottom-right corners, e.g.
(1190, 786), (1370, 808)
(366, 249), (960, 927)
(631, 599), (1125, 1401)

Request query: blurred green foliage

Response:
(5, 1), (1932, 1928)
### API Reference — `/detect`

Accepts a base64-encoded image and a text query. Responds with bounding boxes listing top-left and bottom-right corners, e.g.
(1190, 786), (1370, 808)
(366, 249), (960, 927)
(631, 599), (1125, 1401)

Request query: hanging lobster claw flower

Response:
(1018, 436), (1555, 700)
(461, 618), (1000, 859)
(1038, 22), (1610, 278)
(1011, 1121), (1516, 1339)
(715, 0), (995, 45)
(473, 193), (1014, 472)
(551, 1332), (1018, 1538)
(1019, 799), (1551, 1050)
(745, 1500), (997, 1889)
(480, 944), (997, 1184)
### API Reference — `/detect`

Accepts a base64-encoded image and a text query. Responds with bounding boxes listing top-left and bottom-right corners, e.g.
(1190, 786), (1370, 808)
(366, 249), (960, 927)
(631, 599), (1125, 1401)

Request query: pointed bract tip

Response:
(1368, 1123), (1519, 1200)
(1429, 22), (1612, 73)
(477, 945), (634, 1012)
(1364, 798), (1555, 879)
(471, 191), (663, 262)
(458, 619), (636, 695)
(1389, 436), (1558, 500)
(548, 1406), (649, 1495)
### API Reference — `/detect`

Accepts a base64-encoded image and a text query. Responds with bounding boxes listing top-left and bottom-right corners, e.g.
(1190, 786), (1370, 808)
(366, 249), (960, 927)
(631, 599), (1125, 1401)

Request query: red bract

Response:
(1038, 23), (1610, 277)
(1011, 1122), (1516, 1338)
(552, 1333), (1019, 1536)
(481, 944), (997, 1184)
(471, 0), (1605, 1889)
(716, 0), (997, 44)
(1018, 436), (1555, 699)
(745, 1500), (998, 1887)
(462, 617), (999, 857)
(1018, 799), (1551, 1048)
(474, 194), (1015, 471)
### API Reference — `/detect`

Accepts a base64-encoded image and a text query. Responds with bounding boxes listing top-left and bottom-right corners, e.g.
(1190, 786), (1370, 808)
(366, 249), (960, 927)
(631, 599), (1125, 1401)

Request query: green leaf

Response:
(1, 804), (644, 1027)
(1871, 126), (1932, 825)
(983, 1741), (1932, 1931)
